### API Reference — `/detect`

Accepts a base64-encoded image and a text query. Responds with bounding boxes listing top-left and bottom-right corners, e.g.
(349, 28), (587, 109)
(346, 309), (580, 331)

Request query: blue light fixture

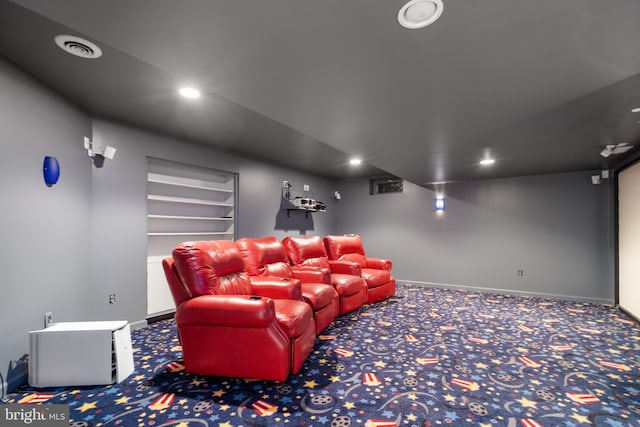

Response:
(43, 156), (60, 186)
(435, 196), (445, 212)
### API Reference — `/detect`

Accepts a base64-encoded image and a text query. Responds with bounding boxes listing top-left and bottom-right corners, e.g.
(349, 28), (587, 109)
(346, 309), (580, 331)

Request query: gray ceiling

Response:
(2, 0), (640, 184)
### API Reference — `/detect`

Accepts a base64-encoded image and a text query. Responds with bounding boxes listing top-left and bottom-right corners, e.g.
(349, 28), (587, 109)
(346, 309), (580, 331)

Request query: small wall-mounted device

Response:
(435, 197), (446, 212)
(591, 169), (611, 185)
(334, 191), (341, 200)
(84, 137), (116, 160)
(43, 156), (60, 187)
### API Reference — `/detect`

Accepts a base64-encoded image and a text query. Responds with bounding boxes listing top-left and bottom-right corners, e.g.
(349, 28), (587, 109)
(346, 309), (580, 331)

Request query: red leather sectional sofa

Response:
(162, 234), (395, 381)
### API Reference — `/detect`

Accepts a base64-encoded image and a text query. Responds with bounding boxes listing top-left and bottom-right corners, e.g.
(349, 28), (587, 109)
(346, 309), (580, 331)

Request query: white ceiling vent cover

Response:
(398, 0), (444, 29)
(54, 35), (102, 59)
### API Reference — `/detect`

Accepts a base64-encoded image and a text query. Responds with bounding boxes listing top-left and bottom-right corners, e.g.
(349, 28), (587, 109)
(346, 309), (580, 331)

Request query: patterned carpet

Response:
(6, 284), (640, 427)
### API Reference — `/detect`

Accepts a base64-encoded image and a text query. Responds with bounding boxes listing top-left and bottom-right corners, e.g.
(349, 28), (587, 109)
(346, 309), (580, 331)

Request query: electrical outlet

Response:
(283, 180), (289, 188)
(44, 312), (53, 328)
(303, 184), (310, 192)
(109, 293), (116, 304)
(517, 269), (524, 277)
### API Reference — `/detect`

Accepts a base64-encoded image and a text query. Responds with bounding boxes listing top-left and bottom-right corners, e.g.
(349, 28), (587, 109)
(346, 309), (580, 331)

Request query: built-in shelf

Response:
(147, 175), (233, 193)
(147, 231), (235, 236)
(146, 157), (238, 317)
(147, 214), (233, 221)
(147, 194), (234, 207)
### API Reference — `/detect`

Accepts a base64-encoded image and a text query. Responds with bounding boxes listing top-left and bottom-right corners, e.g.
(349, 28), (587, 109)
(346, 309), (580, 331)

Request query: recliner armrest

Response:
(176, 295), (276, 327)
(328, 260), (362, 276)
(366, 257), (393, 271)
(291, 266), (331, 284)
(250, 276), (304, 301)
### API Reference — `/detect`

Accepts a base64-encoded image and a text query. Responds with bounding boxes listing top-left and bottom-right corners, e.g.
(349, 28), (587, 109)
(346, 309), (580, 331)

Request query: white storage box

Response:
(29, 321), (135, 387)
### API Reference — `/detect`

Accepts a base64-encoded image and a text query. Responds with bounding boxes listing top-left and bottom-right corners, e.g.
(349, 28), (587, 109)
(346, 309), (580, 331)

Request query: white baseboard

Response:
(399, 279), (614, 305)
(129, 319), (148, 331)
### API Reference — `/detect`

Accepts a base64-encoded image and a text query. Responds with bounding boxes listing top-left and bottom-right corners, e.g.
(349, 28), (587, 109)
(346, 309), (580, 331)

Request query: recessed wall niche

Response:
(146, 157), (237, 316)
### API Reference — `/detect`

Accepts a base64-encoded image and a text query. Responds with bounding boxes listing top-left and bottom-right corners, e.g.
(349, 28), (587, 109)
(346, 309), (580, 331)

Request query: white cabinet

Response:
(29, 321), (135, 387)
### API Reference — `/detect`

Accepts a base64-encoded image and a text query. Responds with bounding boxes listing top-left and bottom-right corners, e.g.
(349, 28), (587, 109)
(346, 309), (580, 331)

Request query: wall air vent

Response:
(369, 177), (403, 195)
(54, 35), (102, 59)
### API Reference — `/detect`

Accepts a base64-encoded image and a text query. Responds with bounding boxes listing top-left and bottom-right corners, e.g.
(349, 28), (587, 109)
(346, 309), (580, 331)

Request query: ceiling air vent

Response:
(398, 0), (444, 29)
(54, 35), (102, 59)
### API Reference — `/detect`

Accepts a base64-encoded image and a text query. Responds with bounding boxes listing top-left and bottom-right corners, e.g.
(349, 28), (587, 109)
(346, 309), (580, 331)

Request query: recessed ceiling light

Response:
(480, 158), (495, 166)
(398, 0), (444, 29)
(349, 158), (362, 166)
(179, 87), (201, 99)
(54, 34), (102, 59)
(632, 107), (640, 113)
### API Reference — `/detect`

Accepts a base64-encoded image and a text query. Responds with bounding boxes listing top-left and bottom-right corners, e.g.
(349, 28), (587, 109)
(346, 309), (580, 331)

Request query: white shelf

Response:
(148, 194), (234, 207)
(147, 175), (233, 193)
(147, 231), (235, 236)
(147, 158), (237, 317)
(148, 214), (233, 221)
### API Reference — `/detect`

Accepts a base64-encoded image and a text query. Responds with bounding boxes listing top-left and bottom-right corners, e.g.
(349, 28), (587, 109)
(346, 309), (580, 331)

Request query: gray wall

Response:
(0, 58), (93, 392)
(334, 172), (613, 303)
(0, 58), (337, 393)
(89, 119), (339, 323)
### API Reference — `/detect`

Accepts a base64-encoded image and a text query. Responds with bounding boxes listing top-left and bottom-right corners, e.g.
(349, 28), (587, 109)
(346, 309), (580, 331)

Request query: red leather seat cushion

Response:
(323, 235), (366, 260)
(362, 268), (391, 288)
(301, 283), (336, 310)
(236, 237), (295, 278)
(339, 253), (368, 268)
(300, 256), (331, 270)
(263, 261), (294, 278)
(173, 240), (254, 296)
(331, 274), (365, 296)
(273, 300), (314, 338)
(283, 236), (330, 268)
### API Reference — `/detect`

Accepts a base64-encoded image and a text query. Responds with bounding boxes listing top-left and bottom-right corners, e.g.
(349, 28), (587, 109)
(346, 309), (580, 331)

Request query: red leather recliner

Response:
(235, 236), (339, 334)
(323, 234), (396, 304)
(162, 240), (316, 381)
(282, 235), (367, 315)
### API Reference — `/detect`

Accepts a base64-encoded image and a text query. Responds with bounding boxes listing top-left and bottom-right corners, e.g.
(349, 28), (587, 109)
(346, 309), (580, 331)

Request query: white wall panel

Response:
(618, 161), (640, 319)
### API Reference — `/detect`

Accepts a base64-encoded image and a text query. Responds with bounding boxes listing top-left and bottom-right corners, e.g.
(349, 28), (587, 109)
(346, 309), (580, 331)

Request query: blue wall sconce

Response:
(435, 196), (445, 212)
(43, 156), (60, 187)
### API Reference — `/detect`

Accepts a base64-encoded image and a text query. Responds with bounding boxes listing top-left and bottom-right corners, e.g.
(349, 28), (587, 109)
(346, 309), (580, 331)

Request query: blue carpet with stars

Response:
(6, 283), (640, 427)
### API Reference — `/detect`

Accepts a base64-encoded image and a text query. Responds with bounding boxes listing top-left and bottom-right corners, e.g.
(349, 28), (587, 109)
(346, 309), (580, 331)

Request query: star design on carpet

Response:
(114, 396), (130, 404)
(5, 284), (639, 427)
(75, 401), (97, 412)
(517, 397), (538, 408)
